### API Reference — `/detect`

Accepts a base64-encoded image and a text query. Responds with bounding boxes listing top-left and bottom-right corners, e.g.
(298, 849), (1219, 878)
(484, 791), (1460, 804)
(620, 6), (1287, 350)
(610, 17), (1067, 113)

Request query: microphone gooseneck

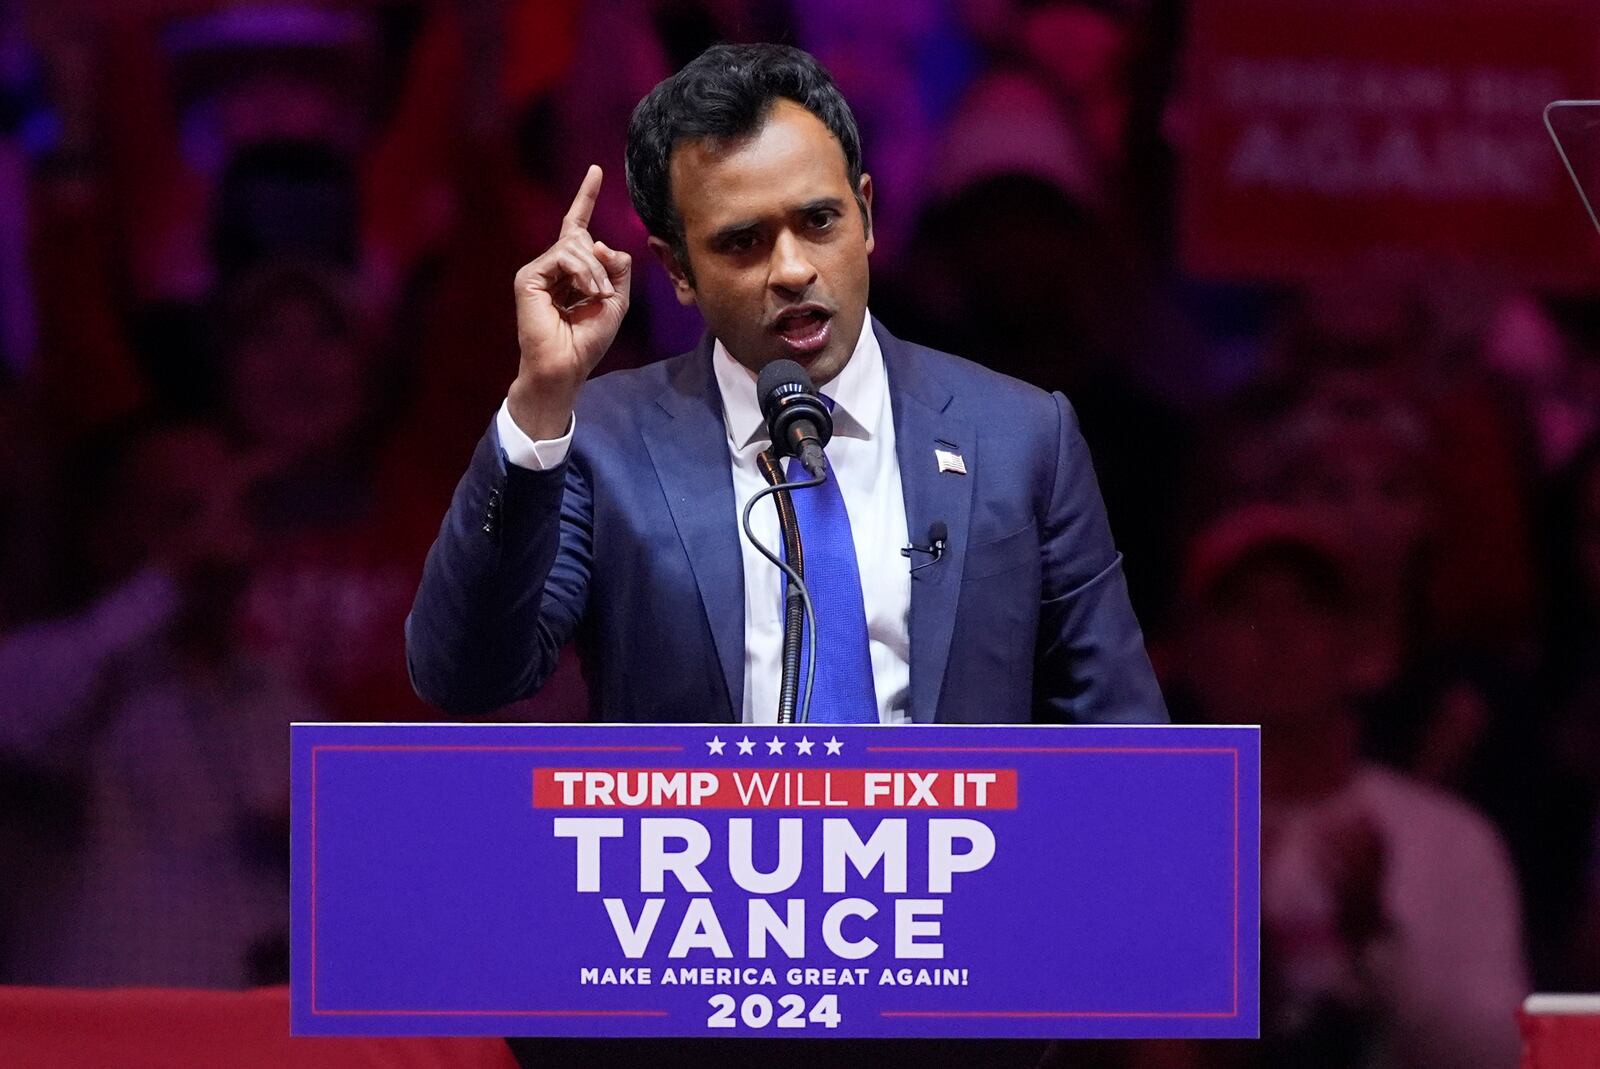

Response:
(741, 454), (824, 723)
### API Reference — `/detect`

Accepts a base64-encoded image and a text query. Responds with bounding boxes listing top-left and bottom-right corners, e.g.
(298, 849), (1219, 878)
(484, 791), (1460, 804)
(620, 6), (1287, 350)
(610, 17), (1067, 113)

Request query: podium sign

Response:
(291, 723), (1259, 1039)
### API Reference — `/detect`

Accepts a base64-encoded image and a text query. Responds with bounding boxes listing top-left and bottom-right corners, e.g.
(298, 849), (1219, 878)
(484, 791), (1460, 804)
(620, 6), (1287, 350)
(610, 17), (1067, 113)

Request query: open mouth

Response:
(772, 308), (833, 355)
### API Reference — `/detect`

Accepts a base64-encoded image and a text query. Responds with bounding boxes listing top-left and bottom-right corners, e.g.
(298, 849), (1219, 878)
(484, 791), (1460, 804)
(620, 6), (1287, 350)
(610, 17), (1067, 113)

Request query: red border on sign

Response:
(308, 742), (1242, 1020)
(310, 743), (680, 1018)
(864, 745), (1241, 1020)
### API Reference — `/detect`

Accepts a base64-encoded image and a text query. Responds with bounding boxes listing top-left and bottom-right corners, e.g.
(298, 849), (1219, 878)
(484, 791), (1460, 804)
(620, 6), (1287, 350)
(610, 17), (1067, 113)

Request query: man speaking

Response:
(407, 42), (1164, 732)
(405, 42), (1168, 1069)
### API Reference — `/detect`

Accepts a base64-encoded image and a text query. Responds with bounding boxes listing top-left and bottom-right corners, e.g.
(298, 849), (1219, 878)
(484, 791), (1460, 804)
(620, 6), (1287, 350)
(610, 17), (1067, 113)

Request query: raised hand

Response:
(508, 164), (633, 439)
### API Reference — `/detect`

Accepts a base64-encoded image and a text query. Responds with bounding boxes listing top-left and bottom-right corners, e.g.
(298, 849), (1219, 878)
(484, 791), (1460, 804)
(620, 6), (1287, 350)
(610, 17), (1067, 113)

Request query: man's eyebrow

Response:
(794, 197), (845, 216)
(709, 199), (847, 245)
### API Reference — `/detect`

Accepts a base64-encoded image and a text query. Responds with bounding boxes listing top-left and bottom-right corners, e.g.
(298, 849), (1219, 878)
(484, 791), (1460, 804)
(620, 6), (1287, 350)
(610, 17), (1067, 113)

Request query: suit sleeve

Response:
(404, 416), (593, 715)
(1034, 391), (1168, 724)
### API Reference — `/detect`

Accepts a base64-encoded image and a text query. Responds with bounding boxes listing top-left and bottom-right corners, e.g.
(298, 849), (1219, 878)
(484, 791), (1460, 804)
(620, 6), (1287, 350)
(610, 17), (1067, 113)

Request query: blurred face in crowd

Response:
(652, 99), (875, 386)
(109, 427), (255, 578)
(229, 288), (368, 461)
(1485, 295), (1600, 470)
(553, 0), (669, 248)
(1019, 2), (1133, 171)
(931, 176), (1111, 378)
(1287, 423), (1431, 581)
(1184, 557), (1353, 727)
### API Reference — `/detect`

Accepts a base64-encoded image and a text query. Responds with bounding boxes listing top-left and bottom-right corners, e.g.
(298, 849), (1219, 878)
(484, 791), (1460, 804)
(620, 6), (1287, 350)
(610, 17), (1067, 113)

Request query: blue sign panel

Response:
(291, 723), (1259, 1039)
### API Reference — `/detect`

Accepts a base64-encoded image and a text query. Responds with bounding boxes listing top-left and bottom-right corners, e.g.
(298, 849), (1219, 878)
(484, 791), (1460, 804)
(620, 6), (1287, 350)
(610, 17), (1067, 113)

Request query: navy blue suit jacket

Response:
(406, 319), (1167, 725)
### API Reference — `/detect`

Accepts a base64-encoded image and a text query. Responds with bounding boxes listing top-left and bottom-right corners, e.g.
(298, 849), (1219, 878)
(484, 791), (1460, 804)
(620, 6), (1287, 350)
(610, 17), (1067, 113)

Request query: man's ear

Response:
(647, 237), (697, 307)
(858, 173), (875, 257)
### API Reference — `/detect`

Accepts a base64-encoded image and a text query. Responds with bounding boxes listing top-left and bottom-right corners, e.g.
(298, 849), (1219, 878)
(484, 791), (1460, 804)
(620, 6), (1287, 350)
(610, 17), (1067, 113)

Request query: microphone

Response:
(757, 359), (833, 478)
(901, 520), (948, 572)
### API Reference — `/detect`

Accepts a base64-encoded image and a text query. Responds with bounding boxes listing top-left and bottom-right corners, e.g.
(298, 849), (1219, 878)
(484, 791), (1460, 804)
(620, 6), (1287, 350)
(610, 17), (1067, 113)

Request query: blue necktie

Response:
(783, 408), (878, 724)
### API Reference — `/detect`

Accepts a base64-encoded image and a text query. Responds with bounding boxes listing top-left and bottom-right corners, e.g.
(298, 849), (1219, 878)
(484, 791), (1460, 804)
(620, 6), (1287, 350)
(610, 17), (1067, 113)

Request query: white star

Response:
(824, 736), (844, 755)
(706, 736), (726, 755)
(766, 736), (785, 755)
(794, 737), (815, 755)
(736, 736), (756, 755)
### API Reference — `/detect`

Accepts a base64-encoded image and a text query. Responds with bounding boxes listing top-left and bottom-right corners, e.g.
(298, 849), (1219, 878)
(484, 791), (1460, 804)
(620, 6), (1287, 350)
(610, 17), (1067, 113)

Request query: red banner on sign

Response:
(532, 768), (1020, 810)
(1178, 0), (1600, 285)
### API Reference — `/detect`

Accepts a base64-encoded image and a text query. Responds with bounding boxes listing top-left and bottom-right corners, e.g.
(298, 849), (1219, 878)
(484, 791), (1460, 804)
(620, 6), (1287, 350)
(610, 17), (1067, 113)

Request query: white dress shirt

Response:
(495, 310), (912, 724)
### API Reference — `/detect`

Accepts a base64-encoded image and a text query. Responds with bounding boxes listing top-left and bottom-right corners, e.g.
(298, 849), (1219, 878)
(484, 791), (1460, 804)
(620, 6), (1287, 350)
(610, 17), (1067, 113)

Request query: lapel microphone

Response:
(902, 520), (948, 572)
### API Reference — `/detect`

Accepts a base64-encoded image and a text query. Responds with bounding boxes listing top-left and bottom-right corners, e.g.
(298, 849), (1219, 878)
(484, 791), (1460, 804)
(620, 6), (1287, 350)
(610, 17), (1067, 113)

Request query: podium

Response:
(290, 722), (1259, 1040)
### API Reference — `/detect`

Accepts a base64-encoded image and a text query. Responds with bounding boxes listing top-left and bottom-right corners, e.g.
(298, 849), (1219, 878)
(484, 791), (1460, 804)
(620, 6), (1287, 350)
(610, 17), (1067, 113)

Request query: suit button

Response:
(483, 488), (503, 535)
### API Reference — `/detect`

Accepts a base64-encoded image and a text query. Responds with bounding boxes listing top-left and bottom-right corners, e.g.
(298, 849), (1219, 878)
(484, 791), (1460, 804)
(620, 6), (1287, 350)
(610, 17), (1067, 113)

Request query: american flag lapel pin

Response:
(934, 447), (967, 475)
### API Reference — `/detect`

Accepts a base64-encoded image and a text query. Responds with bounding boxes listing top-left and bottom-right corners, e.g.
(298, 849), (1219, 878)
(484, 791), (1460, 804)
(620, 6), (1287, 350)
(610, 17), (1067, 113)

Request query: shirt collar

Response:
(712, 309), (884, 451)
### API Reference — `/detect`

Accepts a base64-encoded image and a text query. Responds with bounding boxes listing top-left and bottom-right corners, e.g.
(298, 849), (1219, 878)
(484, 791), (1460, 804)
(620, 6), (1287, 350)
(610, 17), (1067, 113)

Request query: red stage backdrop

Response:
(1179, 0), (1600, 286)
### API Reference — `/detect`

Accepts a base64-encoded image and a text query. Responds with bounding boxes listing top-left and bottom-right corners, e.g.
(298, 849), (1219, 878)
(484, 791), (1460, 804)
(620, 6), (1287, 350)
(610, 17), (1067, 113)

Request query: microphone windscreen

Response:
(757, 359), (813, 414)
(929, 520), (949, 545)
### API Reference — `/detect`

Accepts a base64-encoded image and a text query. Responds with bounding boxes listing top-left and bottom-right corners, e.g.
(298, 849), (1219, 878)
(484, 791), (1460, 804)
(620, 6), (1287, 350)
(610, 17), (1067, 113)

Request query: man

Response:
(406, 43), (1165, 729)
(0, 425), (314, 988)
(1165, 506), (1526, 1069)
(405, 41), (1166, 1069)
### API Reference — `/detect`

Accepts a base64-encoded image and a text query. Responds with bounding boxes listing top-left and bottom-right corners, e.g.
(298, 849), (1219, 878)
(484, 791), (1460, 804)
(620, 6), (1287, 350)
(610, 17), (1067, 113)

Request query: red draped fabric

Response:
(1520, 1007), (1600, 1069)
(0, 985), (518, 1069)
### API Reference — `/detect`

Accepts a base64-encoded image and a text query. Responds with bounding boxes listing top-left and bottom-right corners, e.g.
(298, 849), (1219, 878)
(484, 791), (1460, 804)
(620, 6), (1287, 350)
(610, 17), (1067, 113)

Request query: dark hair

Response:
(211, 138), (359, 279)
(625, 43), (866, 277)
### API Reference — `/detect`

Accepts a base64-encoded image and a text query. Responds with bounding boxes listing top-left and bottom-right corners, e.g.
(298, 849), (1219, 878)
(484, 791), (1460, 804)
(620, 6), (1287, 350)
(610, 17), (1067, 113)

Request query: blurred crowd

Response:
(1, 0), (1598, 1066)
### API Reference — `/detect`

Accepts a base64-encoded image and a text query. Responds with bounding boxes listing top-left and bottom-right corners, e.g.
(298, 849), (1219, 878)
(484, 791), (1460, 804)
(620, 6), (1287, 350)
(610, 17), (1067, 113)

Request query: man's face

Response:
(652, 99), (874, 386)
(231, 294), (367, 459)
(1184, 565), (1350, 728)
(112, 427), (256, 578)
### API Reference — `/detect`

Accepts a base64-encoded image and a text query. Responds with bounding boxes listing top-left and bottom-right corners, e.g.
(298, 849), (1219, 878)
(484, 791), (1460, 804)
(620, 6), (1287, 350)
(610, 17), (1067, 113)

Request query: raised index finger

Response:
(562, 164), (603, 236)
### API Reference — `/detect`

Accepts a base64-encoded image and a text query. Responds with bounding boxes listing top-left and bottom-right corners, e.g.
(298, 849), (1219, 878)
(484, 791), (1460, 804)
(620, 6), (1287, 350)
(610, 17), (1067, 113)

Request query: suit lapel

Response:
(642, 339), (743, 721)
(878, 321), (976, 724)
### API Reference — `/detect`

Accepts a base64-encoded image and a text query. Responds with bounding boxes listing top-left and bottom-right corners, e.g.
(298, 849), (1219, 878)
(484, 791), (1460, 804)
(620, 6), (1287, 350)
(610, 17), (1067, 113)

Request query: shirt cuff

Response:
(496, 397), (574, 470)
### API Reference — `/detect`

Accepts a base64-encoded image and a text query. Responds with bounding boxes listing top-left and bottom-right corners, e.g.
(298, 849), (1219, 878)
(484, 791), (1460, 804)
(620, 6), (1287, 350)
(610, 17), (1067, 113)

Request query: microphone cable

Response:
(741, 460), (824, 724)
